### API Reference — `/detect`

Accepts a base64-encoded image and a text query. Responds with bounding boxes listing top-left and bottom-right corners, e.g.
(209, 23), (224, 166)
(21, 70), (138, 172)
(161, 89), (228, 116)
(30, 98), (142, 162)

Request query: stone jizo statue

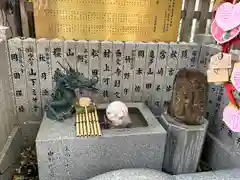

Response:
(168, 68), (208, 125)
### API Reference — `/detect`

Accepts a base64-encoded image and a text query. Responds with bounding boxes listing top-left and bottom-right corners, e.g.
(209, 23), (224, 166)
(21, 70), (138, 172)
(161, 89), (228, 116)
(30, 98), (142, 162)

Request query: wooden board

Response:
(122, 42), (135, 102)
(100, 41), (113, 102)
(8, 38), (29, 124)
(152, 42), (169, 114)
(23, 38), (42, 120)
(111, 41), (124, 101)
(37, 39), (52, 109)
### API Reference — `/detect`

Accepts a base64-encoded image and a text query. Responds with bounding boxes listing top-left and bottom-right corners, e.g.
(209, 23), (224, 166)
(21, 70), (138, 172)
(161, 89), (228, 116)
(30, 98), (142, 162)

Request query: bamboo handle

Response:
(85, 106), (91, 135)
(76, 114), (80, 136)
(94, 106), (102, 136)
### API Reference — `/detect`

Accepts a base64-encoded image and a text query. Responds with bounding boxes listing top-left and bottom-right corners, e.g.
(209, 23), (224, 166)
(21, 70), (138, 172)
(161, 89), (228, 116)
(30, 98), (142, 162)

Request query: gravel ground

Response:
(12, 146), (38, 180)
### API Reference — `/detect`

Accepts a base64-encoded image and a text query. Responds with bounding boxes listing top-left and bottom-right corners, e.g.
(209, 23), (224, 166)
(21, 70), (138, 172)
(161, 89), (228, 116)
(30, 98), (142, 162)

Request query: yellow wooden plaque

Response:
(33, 0), (182, 42)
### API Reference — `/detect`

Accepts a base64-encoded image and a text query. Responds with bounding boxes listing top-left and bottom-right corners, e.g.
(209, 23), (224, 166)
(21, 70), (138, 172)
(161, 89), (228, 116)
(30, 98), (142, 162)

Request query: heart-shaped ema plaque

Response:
(231, 63), (240, 91)
(215, 2), (240, 31)
(223, 103), (240, 132)
(211, 19), (240, 44)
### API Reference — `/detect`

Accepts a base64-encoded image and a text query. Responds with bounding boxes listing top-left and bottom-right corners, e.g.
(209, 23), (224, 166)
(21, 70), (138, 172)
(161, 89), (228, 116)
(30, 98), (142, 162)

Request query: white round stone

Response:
(106, 101), (131, 127)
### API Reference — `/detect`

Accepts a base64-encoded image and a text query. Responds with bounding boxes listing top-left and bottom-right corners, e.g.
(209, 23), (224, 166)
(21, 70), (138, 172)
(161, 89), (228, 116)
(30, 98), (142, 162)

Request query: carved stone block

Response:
(160, 113), (208, 175)
(36, 103), (166, 180)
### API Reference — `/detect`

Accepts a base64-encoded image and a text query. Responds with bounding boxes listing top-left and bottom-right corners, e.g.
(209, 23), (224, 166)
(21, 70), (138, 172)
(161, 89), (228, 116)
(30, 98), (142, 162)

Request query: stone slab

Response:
(0, 126), (22, 180)
(204, 132), (240, 170)
(36, 103), (167, 180)
(213, 168), (240, 180)
(88, 168), (240, 180)
(175, 168), (240, 180)
(160, 113), (208, 174)
(174, 172), (220, 180)
(21, 121), (41, 147)
(174, 169), (240, 180)
(88, 168), (174, 180)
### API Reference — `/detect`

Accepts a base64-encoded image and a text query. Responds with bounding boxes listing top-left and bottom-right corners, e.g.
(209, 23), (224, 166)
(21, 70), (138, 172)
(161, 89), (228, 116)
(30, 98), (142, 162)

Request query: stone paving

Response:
(89, 168), (240, 180)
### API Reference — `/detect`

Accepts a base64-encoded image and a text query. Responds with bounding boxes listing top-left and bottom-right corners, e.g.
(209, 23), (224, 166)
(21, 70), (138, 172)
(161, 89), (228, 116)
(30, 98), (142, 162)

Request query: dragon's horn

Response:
(57, 61), (68, 72)
(76, 61), (79, 72)
(63, 58), (73, 71)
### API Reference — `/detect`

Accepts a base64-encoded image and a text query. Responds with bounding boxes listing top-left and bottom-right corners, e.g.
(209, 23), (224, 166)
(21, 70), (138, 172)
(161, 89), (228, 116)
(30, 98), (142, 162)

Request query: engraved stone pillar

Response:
(160, 113), (208, 175)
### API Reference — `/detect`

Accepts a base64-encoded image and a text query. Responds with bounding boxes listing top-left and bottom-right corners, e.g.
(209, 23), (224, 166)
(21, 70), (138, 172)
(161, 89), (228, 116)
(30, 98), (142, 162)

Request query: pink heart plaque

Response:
(211, 19), (240, 44)
(223, 104), (240, 132)
(231, 63), (240, 91)
(215, 2), (240, 31)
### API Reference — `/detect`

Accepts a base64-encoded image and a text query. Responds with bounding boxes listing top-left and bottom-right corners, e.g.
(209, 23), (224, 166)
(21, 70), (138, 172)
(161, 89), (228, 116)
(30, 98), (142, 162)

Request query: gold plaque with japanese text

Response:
(33, 0), (182, 42)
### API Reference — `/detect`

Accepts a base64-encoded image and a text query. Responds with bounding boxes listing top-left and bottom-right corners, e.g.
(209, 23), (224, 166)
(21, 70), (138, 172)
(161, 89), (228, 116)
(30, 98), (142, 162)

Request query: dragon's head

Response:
(53, 68), (64, 81)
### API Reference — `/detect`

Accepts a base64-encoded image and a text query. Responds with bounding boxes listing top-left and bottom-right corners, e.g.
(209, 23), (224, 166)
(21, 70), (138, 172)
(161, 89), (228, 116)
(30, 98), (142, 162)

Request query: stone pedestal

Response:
(36, 103), (167, 180)
(160, 113), (208, 175)
(204, 132), (240, 170)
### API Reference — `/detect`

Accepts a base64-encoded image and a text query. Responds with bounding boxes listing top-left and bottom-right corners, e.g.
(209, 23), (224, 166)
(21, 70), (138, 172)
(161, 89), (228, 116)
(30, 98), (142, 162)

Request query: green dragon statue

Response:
(46, 59), (98, 121)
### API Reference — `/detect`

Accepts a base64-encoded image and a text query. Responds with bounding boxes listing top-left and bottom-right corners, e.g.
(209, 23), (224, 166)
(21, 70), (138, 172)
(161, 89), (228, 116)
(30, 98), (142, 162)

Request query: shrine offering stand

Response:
(35, 103), (167, 180)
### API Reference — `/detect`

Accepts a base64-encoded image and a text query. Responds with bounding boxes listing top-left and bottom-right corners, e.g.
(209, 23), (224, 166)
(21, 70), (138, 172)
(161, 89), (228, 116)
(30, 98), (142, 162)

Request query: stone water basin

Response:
(36, 103), (167, 180)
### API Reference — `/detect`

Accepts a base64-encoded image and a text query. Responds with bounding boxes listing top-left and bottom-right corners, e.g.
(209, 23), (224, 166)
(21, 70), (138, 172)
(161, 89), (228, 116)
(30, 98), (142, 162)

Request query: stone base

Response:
(36, 103), (167, 180)
(160, 113), (208, 175)
(204, 132), (240, 170)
